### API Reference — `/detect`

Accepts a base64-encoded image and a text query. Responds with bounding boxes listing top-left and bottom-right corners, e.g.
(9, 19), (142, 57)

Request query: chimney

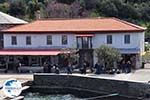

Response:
(36, 10), (41, 20)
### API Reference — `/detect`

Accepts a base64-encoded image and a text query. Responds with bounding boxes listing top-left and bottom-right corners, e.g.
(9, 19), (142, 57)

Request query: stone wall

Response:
(33, 74), (150, 98)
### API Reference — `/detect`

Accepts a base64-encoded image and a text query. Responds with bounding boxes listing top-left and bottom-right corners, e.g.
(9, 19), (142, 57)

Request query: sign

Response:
(2, 79), (22, 98)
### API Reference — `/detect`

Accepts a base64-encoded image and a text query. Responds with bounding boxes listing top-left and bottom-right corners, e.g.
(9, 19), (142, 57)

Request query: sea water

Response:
(24, 92), (140, 100)
(24, 93), (84, 100)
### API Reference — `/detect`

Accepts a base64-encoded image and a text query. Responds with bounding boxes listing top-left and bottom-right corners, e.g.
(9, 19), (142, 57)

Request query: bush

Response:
(95, 45), (121, 69)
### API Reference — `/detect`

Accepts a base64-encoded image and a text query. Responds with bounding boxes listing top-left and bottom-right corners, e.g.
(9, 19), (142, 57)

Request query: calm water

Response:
(24, 92), (140, 100)
(24, 93), (84, 100)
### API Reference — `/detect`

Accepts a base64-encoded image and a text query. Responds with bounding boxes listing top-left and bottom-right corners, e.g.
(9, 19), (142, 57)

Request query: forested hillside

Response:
(0, 0), (150, 38)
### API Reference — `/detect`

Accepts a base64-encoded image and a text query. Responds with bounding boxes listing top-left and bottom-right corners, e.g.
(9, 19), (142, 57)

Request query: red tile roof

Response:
(2, 18), (146, 33)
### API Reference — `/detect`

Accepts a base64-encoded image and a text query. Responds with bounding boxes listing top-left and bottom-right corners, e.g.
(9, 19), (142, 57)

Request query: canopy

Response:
(0, 49), (61, 55)
(75, 34), (95, 37)
(118, 48), (140, 54)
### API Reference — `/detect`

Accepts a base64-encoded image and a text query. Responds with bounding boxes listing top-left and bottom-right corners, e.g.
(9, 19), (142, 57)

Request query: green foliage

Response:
(95, 45), (121, 69)
(100, 0), (118, 17)
(0, 3), (9, 13)
(8, 0), (26, 17)
(0, 0), (6, 3)
(61, 48), (78, 65)
(143, 23), (150, 40)
(26, 0), (41, 19)
(0, 0), (150, 28)
(142, 51), (150, 63)
(145, 43), (150, 51)
(56, 0), (75, 4)
(89, 11), (100, 17)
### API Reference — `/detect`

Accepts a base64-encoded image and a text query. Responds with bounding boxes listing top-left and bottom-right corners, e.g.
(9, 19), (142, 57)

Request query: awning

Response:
(0, 49), (61, 55)
(75, 34), (94, 37)
(118, 48), (140, 54)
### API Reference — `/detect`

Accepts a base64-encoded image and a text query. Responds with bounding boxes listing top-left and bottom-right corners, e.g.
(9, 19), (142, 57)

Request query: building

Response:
(0, 11), (27, 49)
(0, 18), (145, 72)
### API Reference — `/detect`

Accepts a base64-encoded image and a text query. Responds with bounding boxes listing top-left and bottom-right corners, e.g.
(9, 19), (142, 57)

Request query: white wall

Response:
(4, 34), (76, 49)
(4, 32), (144, 52)
(93, 32), (143, 50)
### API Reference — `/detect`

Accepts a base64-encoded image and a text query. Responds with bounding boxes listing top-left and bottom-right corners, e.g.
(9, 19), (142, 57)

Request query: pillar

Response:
(29, 56), (31, 66)
(39, 56), (42, 66)
(136, 54), (142, 69)
(5, 56), (9, 71)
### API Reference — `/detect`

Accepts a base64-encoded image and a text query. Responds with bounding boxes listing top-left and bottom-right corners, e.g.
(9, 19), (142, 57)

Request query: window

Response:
(11, 36), (17, 45)
(107, 35), (112, 44)
(62, 35), (67, 45)
(47, 35), (52, 45)
(26, 36), (31, 45)
(124, 35), (130, 44)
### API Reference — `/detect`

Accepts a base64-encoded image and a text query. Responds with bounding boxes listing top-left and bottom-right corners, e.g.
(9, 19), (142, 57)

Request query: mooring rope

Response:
(84, 93), (119, 100)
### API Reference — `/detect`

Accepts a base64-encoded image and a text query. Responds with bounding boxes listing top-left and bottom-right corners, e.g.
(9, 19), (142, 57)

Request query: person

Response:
(82, 62), (87, 74)
(126, 61), (131, 73)
(94, 62), (102, 74)
(43, 62), (49, 73)
(80, 61), (86, 74)
(67, 64), (72, 74)
(80, 66), (84, 74)
(14, 59), (20, 73)
(55, 66), (60, 74)
(17, 62), (21, 73)
(51, 65), (56, 73)
(121, 61), (126, 73)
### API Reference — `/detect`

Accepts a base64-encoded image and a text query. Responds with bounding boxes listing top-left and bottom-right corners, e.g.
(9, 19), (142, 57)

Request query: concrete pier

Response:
(33, 73), (150, 99)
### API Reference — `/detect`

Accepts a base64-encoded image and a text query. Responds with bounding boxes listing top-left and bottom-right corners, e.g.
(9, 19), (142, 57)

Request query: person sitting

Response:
(55, 66), (60, 74)
(51, 64), (56, 73)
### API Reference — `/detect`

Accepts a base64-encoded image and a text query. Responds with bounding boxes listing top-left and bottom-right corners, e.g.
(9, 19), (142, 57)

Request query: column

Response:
(136, 54), (142, 69)
(5, 56), (9, 71)
(29, 56), (31, 66)
(39, 56), (42, 66)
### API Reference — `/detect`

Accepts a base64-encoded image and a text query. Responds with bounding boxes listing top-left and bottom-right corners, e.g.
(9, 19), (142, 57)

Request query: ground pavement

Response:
(72, 63), (150, 83)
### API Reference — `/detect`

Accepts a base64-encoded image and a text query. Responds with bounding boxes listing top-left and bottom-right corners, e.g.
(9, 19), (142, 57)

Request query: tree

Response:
(145, 23), (150, 39)
(56, 0), (75, 5)
(46, 1), (71, 18)
(95, 45), (121, 69)
(61, 48), (78, 66)
(0, 3), (9, 13)
(26, 0), (42, 19)
(8, 0), (26, 17)
(100, 0), (118, 17)
(0, 0), (6, 3)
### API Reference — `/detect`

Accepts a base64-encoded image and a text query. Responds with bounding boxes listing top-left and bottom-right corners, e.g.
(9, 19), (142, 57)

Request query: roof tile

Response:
(2, 18), (146, 33)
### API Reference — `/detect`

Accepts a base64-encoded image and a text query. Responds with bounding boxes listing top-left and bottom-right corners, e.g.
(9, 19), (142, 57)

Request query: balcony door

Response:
(77, 37), (92, 49)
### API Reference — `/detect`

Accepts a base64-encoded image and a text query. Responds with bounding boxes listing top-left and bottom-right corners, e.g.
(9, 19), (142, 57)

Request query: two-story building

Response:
(1, 18), (145, 72)
(0, 11), (27, 48)
(0, 11), (27, 71)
